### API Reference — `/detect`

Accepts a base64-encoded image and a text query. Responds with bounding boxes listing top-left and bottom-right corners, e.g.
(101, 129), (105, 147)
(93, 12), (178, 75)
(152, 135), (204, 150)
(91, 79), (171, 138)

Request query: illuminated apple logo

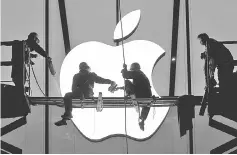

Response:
(60, 10), (169, 140)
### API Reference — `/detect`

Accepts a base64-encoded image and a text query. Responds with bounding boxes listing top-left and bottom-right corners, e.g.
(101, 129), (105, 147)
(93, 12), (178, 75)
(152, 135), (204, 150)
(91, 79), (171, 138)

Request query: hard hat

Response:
(130, 62), (141, 71)
(28, 32), (39, 43)
(79, 62), (90, 70)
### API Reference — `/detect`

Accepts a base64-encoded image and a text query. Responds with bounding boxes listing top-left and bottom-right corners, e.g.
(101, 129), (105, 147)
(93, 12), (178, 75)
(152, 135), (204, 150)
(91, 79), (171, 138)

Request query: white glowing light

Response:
(59, 9), (169, 140)
(114, 10), (141, 41)
(60, 40), (169, 140)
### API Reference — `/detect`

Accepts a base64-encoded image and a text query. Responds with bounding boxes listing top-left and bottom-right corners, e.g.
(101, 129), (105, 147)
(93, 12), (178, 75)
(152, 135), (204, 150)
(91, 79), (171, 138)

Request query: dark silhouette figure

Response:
(1, 32), (51, 88)
(198, 33), (237, 154)
(198, 33), (237, 117)
(198, 33), (234, 94)
(1, 32), (51, 118)
(121, 62), (152, 131)
(55, 62), (116, 126)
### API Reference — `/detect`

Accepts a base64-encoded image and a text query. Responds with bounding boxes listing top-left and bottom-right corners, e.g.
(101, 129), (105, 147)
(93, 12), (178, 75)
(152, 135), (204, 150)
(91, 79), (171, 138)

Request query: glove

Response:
(108, 81), (117, 93)
(201, 52), (206, 59)
(47, 57), (56, 76)
(46, 56), (52, 61)
(30, 53), (38, 58)
(123, 64), (127, 70)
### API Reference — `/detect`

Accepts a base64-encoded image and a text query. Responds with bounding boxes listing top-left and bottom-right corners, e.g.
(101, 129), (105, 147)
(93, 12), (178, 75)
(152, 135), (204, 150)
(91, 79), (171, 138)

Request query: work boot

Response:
(55, 119), (67, 126)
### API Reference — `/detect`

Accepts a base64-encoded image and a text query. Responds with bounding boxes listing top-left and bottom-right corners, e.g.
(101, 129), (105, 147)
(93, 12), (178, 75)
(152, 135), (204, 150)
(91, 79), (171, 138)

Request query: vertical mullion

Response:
(169, 0), (180, 96)
(185, 0), (194, 154)
(45, 0), (49, 153)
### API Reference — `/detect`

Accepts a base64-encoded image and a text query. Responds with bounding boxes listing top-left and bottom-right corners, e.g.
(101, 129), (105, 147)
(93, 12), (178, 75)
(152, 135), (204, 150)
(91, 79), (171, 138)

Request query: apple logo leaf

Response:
(114, 10), (141, 42)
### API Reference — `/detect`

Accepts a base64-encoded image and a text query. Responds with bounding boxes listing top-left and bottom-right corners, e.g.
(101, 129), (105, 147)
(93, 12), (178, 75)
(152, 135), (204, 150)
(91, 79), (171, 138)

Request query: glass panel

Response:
(190, 0), (237, 96)
(1, 0), (45, 153)
(50, 0), (187, 154)
(190, 0), (237, 153)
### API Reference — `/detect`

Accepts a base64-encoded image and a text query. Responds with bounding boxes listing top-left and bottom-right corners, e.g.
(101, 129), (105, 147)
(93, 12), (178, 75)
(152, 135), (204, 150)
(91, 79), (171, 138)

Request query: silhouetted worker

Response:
(198, 33), (234, 94)
(121, 62), (152, 131)
(1, 32), (52, 88)
(55, 62), (116, 126)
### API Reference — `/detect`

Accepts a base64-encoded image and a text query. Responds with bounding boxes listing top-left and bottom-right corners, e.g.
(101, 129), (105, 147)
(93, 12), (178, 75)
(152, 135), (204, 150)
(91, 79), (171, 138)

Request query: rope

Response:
(118, 6), (126, 64)
(118, 0), (128, 153)
(51, 75), (63, 96)
(31, 63), (46, 97)
(25, 65), (32, 96)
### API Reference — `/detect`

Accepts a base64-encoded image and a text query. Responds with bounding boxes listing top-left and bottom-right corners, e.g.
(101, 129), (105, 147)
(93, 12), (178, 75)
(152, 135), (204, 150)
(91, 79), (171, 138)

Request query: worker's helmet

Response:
(197, 33), (209, 45)
(28, 32), (39, 43)
(79, 62), (90, 70)
(130, 62), (141, 71)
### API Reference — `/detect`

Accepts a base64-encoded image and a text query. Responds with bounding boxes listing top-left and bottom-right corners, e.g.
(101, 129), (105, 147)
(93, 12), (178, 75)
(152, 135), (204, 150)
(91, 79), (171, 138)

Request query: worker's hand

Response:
(30, 53), (38, 58)
(201, 52), (206, 59)
(123, 64), (127, 70)
(46, 56), (56, 76)
(46, 56), (52, 61)
(121, 64), (127, 72)
(121, 68), (127, 74)
(111, 81), (116, 86)
(108, 81), (117, 93)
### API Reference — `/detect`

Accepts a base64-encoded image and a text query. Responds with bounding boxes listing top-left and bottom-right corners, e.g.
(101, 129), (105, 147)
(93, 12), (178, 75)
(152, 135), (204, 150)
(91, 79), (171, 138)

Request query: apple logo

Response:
(60, 10), (169, 140)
